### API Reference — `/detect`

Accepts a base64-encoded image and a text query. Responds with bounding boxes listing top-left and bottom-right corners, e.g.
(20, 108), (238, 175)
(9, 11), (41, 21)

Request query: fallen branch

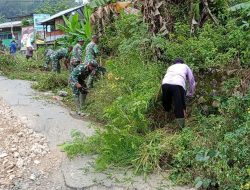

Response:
(202, 0), (219, 25)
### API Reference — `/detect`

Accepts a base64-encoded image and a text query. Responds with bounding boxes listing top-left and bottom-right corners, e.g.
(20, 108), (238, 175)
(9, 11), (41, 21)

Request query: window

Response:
(8, 34), (12, 39)
(0, 34), (8, 39)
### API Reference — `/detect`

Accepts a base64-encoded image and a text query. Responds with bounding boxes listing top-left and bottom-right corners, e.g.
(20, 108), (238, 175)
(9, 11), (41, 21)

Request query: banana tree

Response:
(229, 2), (250, 12)
(142, 0), (223, 36)
(57, 6), (93, 47)
(90, 1), (133, 34)
(229, 1), (250, 29)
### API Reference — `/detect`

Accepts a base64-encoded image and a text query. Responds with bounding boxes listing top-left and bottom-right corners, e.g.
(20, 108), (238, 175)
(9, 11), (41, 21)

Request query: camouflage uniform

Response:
(44, 48), (54, 70)
(84, 41), (99, 65)
(84, 41), (99, 88)
(70, 43), (82, 72)
(51, 48), (69, 73)
(69, 64), (92, 114)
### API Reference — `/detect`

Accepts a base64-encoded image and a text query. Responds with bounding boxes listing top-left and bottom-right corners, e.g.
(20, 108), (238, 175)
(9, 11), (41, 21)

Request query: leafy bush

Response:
(60, 10), (250, 190)
(152, 20), (249, 69)
(170, 89), (250, 189)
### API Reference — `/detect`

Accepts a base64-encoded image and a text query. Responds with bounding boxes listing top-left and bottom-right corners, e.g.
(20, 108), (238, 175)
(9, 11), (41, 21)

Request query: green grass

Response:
(0, 52), (75, 110)
(61, 13), (250, 190)
(1, 10), (250, 190)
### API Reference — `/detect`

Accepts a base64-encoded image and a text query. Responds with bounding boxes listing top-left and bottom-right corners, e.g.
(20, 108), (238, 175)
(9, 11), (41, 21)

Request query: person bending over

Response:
(162, 58), (196, 129)
(69, 61), (98, 116)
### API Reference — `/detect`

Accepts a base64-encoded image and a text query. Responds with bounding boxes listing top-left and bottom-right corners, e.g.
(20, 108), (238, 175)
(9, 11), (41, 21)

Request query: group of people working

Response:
(43, 34), (196, 128)
(0, 39), (35, 59)
(44, 35), (99, 116)
(2, 34), (196, 129)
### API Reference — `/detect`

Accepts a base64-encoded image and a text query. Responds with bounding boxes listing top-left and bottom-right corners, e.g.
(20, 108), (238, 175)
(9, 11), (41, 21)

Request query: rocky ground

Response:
(0, 98), (50, 189)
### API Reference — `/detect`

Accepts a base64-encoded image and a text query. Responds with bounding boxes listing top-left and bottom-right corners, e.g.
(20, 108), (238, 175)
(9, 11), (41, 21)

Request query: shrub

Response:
(154, 20), (249, 69)
(61, 12), (250, 189)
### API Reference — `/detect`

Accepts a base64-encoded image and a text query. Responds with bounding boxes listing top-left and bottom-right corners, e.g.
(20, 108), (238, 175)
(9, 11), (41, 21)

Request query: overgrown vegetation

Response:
(62, 1), (250, 189)
(0, 0), (80, 21)
(0, 50), (69, 92)
(0, 0), (250, 189)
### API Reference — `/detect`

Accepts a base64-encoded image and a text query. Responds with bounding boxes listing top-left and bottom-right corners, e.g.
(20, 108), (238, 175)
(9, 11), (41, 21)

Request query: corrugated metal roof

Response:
(0, 21), (22, 29)
(39, 5), (84, 25)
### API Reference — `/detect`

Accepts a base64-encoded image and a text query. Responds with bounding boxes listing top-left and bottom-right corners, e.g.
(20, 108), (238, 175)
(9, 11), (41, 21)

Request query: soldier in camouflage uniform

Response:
(70, 38), (84, 72)
(84, 35), (99, 88)
(69, 60), (98, 116)
(51, 46), (73, 73)
(43, 48), (54, 70)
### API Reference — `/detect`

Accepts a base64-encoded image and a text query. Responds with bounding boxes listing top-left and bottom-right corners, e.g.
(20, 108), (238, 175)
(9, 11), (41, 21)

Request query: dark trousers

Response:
(162, 84), (186, 118)
(26, 55), (32, 60)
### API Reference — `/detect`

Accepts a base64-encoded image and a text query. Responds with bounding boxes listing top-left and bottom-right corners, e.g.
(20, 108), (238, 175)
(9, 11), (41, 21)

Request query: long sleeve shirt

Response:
(45, 48), (54, 57)
(71, 43), (82, 62)
(69, 64), (91, 87)
(162, 63), (196, 96)
(9, 42), (17, 54)
(54, 48), (68, 60)
(84, 41), (99, 65)
(26, 45), (34, 56)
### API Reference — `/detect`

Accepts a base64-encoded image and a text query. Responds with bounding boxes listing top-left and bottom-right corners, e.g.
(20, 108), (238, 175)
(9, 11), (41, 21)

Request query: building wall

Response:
(45, 30), (65, 42)
(0, 27), (21, 47)
(55, 18), (64, 30)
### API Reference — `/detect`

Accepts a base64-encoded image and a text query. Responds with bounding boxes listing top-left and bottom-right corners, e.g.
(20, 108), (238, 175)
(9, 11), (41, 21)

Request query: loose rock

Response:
(29, 174), (36, 181)
(0, 98), (49, 190)
(58, 90), (68, 97)
(0, 152), (8, 158)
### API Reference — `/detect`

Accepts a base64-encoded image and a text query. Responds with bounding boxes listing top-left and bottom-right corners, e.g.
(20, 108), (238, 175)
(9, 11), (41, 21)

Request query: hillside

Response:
(0, 0), (80, 22)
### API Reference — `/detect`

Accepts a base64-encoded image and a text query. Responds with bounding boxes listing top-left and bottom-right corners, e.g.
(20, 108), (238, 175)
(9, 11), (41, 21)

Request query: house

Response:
(39, 5), (84, 43)
(0, 21), (22, 47)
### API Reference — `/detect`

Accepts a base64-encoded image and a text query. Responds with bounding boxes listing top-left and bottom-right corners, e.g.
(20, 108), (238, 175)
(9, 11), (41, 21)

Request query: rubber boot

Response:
(176, 118), (185, 129)
(51, 61), (57, 72)
(74, 96), (81, 115)
(78, 93), (87, 116)
(57, 63), (61, 74)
